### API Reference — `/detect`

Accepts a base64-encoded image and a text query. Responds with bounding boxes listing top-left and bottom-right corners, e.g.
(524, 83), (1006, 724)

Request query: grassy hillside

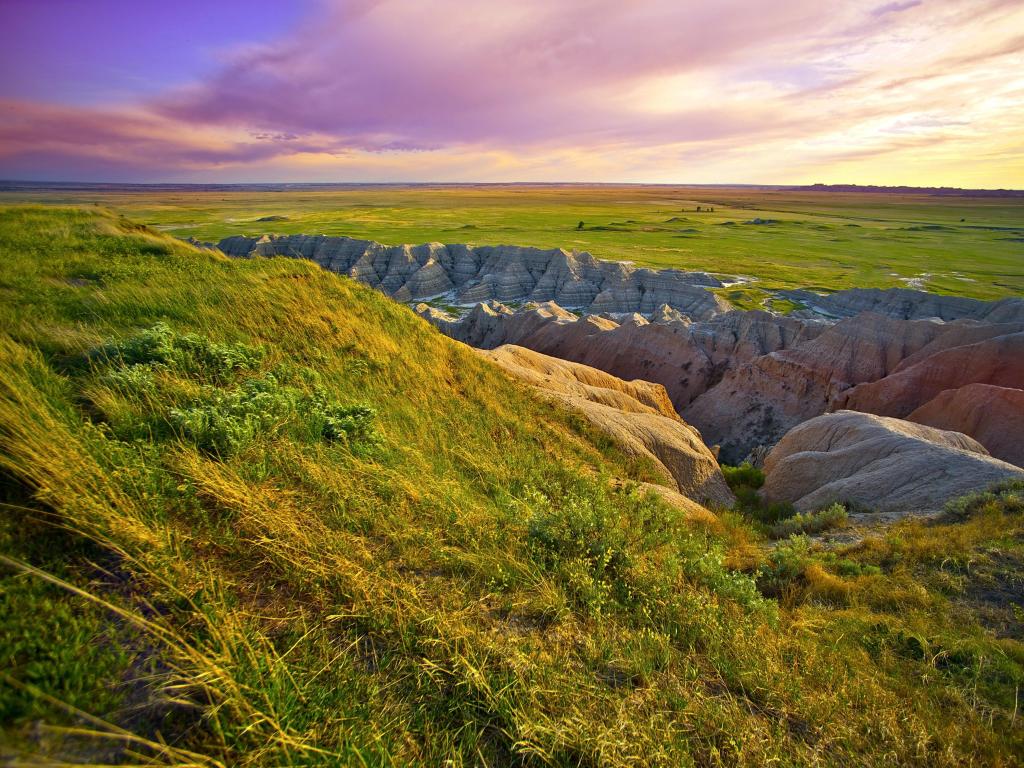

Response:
(3, 185), (1023, 306)
(1, 207), (1022, 766)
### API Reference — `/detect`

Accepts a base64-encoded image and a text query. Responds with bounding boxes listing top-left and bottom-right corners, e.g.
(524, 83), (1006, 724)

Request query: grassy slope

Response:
(3, 185), (1022, 306)
(0, 206), (1022, 766)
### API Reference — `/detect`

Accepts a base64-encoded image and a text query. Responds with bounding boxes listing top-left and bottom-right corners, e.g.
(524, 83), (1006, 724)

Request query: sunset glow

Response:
(1, 0), (1022, 184)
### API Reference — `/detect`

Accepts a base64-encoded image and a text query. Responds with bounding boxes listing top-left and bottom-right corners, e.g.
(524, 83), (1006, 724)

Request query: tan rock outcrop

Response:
(761, 411), (1024, 516)
(907, 384), (1024, 467)
(479, 345), (735, 507)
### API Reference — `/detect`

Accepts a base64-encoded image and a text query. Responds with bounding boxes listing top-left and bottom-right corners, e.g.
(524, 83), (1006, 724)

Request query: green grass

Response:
(3, 185), (1022, 304)
(1, 206), (1023, 765)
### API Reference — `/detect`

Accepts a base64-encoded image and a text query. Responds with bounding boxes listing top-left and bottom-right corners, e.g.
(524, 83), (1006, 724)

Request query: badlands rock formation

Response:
(686, 313), (1009, 463)
(780, 287), (1024, 323)
(420, 301), (824, 409)
(837, 331), (1024, 418)
(212, 234), (730, 319)
(761, 411), (1024, 515)
(208, 230), (1024, 488)
(479, 345), (735, 507)
(420, 294), (1024, 466)
(907, 384), (1024, 467)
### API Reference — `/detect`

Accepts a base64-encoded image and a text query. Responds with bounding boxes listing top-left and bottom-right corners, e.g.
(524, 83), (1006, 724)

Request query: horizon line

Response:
(2, 179), (1023, 194)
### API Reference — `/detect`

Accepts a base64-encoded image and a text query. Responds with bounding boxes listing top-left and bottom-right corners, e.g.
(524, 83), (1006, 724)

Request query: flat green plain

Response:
(3, 185), (1022, 307)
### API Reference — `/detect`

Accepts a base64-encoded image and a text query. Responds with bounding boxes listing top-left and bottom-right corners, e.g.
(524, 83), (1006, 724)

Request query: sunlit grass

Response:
(1, 206), (1022, 765)
(2, 185), (1021, 302)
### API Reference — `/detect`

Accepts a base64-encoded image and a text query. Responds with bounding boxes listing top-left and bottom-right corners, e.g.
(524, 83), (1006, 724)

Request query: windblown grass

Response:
(1, 207), (1021, 765)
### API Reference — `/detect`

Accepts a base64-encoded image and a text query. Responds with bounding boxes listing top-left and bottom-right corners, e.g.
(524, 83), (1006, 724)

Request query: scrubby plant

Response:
(757, 535), (813, 598)
(721, 462), (764, 490)
(92, 321), (263, 383)
(91, 326), (380, 457)
(769, 502), (848, 539)
(721, 462), (796, 525)
(943, 478), (1024, 521)
(525, 479), (764, 621)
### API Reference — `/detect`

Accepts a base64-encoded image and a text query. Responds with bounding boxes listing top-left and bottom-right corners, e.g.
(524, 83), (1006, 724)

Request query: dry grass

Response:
(1, 206), (1022, 766)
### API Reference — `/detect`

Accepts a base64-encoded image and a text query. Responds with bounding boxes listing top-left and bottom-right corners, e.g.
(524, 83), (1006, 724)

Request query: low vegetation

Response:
(2, 184), (1022, 302)
(721, 462), (796, 525)
(769, 503), (849, 540)
(1, 207), (1022, 765)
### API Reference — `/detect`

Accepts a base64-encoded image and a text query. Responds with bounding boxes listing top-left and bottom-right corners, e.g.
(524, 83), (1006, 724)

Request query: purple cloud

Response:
(871, 0), (922, 17)
(0, 0), (1021, 183)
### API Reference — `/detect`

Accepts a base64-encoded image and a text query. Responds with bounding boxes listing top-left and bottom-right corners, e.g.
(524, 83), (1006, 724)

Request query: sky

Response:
(0, 0), (1022, 186)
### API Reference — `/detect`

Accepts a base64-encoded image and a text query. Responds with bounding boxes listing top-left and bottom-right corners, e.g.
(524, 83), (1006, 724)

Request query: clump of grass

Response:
(769, 502), (848, 539)
(722, 462), (796, 525)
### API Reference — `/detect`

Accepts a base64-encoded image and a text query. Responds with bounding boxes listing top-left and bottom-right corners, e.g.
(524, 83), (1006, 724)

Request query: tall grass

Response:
(1, 207), (1022, 766)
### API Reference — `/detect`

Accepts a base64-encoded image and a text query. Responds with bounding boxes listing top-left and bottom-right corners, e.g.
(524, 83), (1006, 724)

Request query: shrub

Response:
(721, 463), (796, 524)
(93, 322), (263, 383)
(757, 535), (813, 599)
(769, 503), (848, 539)
(944, 479), (1024, 521)
(168, 376), (379, 457)
(525, 479), (764, 621)
(319, 403), (378, 445)
(525, 483), (635, 617)
(92, 327), (379, 457)
(721, 463), (764, 490)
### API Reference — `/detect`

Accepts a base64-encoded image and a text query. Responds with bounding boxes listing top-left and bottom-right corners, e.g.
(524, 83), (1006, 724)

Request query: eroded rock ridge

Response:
(211, 233), (730, 319)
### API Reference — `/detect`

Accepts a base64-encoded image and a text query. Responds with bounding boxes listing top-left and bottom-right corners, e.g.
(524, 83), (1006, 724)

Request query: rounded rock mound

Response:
(761, 410), (1024, 517)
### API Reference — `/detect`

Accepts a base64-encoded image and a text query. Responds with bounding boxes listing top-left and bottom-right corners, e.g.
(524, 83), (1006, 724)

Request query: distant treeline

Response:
(792, 183), (1024, 198)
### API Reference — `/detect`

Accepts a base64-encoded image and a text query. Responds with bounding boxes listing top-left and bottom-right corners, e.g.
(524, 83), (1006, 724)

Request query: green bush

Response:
(721, 463), (764, 490)
(757, 535), (813, 598)
(93, 322), (263, 383)
(769, 503), (848, 540)
(721, 463), (796, 524)
(944, 479), (1024, 521)
(834, 558), (882, 578)
(319, 403), (379, 446)
(92, 327), (379, 457)
(170, 376), (379, 457)
(525, 479), (764, 621)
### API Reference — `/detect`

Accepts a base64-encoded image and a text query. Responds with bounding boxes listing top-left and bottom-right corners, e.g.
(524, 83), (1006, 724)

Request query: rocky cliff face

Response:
(419, 294), (1024, 466)
(685, 313), (977, 462)
(907, 384), (1024, 467)
(688, 320), (1024, 464)
(837, 331), (1024, 419)
(213, 233), (730, 319)
(418, 301), (825, 410)
(780, 287), (1024, 323)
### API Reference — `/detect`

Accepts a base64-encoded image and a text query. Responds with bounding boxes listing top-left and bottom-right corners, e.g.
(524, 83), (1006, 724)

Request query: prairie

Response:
(2, 184), (1022, 310)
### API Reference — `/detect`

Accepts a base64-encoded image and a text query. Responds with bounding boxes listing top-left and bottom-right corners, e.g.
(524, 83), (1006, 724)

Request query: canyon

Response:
(210, 231), (1024, 516)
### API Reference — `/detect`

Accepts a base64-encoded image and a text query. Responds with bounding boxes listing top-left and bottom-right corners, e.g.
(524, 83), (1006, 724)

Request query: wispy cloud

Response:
(870, 1), (922, 18)
(0, 0), (1021, 183)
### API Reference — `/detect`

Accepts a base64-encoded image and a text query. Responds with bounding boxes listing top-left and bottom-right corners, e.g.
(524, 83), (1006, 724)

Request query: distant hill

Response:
(791, 183), (1024, 198)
